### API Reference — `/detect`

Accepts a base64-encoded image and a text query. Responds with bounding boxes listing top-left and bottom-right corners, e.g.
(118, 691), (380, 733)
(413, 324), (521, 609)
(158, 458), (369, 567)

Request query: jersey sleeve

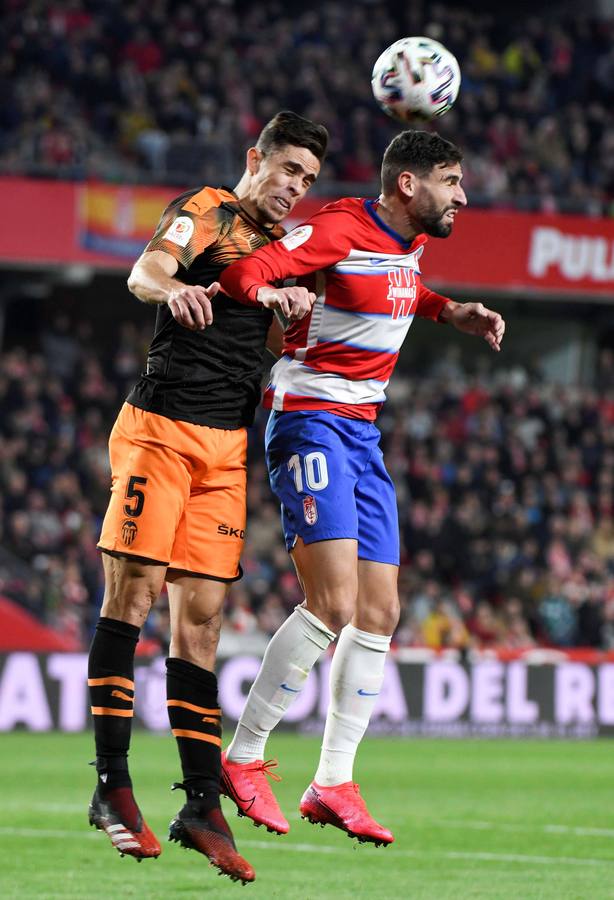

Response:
(416, 284), (450, 321)
(219, 205), (353, 305)
(145, 200), (224, 271)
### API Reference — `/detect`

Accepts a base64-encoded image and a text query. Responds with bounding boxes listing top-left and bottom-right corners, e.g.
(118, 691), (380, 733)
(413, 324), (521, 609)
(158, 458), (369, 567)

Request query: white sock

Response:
(226, 605), (335, 763)
(314, 624), (391, 786)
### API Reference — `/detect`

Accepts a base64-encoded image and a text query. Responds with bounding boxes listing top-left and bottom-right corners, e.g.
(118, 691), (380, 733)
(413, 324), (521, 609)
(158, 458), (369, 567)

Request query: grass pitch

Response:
(0, 733), (613, 899)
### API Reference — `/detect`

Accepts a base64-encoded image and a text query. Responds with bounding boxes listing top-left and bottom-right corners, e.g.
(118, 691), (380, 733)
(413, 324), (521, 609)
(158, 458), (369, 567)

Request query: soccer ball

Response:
(371, 36), (461, 122)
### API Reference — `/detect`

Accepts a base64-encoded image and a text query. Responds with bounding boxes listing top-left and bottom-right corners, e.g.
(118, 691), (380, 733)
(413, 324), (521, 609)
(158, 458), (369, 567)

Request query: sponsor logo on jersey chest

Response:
(387, 268), (418, 319)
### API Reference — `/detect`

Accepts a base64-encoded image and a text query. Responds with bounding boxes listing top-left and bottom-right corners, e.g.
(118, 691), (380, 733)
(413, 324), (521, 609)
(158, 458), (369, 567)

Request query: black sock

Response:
(166, 657), (222, 811)
(88, 616), (140, 792)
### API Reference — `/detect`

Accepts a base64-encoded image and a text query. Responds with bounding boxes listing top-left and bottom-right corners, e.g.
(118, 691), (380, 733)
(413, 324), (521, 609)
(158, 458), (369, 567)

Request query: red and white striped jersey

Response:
(219, 197), (450, 420)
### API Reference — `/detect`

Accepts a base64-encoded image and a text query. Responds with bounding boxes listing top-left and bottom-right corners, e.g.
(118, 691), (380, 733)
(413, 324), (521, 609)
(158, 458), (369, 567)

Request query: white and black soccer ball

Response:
(371, 36), (461, 122)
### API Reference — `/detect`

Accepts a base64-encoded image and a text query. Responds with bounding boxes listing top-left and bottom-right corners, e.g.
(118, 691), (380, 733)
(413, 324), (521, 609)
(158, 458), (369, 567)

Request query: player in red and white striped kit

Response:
(218, 130), (505, 844)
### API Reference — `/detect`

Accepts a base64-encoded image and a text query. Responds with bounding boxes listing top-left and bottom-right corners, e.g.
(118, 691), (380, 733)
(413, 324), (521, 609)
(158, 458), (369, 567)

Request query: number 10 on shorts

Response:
(287, 452), (329, 493)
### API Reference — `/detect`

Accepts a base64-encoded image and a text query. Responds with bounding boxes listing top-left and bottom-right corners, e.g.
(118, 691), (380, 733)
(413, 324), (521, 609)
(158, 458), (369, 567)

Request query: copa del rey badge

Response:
(303, 495), (318, 526)
(163, 215), (194, 247)
(281, 224), (313, 251)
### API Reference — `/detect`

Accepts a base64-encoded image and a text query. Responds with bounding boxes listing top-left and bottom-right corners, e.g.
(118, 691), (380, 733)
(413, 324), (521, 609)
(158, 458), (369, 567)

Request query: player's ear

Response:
(398, 170), (417, 199)
(246, 147), (263, 175)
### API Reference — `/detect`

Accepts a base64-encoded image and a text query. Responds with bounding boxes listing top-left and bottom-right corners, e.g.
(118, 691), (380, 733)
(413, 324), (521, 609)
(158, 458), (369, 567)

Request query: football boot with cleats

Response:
(221, 752), (289, 835)
(300, 781), (394, 846)
(168, 782), (255, 884)
(88, 785), (161, 860)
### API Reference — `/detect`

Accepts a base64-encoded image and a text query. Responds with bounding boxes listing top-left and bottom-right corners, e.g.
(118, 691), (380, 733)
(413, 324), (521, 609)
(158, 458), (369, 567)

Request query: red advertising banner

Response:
(0, 178), (177, 268)
(2, 177), (614, 299)
(421, 210), (614, 299)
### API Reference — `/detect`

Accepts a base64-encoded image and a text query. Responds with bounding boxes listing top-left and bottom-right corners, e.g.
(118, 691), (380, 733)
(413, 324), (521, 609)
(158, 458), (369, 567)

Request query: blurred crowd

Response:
(1, 313), (614, 653)
(2, 0), (614, 214)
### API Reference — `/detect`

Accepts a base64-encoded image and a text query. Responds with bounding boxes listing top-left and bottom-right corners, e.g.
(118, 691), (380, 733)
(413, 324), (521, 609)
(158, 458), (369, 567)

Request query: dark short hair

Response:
(257, 110), (329, 162)
(381, 130), (463, 194)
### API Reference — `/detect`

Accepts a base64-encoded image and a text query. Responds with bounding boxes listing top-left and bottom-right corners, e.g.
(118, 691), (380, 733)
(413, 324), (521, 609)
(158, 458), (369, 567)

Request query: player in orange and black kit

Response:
(87, 111), (328, 883)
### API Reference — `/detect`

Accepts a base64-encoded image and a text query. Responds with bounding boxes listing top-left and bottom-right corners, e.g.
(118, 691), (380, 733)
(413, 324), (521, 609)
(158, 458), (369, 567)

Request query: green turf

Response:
(1, 733), (613, 899)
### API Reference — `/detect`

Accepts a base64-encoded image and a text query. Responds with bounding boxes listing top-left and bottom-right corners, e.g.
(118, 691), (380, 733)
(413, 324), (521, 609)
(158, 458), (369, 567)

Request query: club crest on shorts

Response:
(121, 520), (138, 545)
(303, 495), (318, 526)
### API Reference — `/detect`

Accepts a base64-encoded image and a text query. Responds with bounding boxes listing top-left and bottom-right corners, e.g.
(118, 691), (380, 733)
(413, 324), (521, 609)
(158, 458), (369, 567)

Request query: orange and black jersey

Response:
(127, 186), (284, 429)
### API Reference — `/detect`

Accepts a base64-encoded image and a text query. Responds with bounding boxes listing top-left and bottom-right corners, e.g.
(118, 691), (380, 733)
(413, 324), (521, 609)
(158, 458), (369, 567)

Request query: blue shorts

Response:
(265, 410), (399, 565)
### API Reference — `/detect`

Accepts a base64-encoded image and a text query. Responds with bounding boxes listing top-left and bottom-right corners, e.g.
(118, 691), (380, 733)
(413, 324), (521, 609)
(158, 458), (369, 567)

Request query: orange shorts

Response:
(98, 403), (247, 580)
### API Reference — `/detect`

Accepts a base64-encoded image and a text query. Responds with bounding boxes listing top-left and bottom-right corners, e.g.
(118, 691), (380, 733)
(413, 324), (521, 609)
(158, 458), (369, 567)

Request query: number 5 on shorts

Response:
(287, 452), (329, 493)
(123, 475), (148, 517)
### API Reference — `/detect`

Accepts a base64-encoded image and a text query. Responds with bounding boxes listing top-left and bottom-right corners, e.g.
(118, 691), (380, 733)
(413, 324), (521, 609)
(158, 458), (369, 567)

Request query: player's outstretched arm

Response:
(127, 249), (220, 331)
(440, 300), (505, 352)
(257, 286), (315, 321)
(220, 205), (352, 310)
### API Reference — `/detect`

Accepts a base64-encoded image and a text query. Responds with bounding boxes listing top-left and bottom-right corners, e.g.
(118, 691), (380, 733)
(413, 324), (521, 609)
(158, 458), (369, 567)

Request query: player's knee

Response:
(306, 596), (355, 633)
(356, 596), (400, 635)
(382, 603), (401, 635)
(101, 585), (158, 626)
(101, 555), (164, 625)
(178, 611), (222, 640)
(328, 609), (354, 633)
(101, 597), (152, 626)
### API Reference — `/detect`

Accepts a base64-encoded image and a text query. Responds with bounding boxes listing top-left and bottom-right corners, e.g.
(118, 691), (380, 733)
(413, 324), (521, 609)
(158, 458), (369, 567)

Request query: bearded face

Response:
(411, 163), (466, 238)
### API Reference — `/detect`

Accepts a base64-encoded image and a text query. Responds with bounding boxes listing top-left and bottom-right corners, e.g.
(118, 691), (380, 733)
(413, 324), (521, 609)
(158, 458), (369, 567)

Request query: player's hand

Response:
(167, 282), (220, 330)
(257, 286), (316, 321)
(446, 301), (505, 352)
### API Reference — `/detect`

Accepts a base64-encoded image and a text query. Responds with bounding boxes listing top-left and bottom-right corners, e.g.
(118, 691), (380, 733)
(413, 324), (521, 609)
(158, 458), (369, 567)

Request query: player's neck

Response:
(376, 195), (418, 243)
(233, 194), (274, 230)
(232, 175), (274, 229)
